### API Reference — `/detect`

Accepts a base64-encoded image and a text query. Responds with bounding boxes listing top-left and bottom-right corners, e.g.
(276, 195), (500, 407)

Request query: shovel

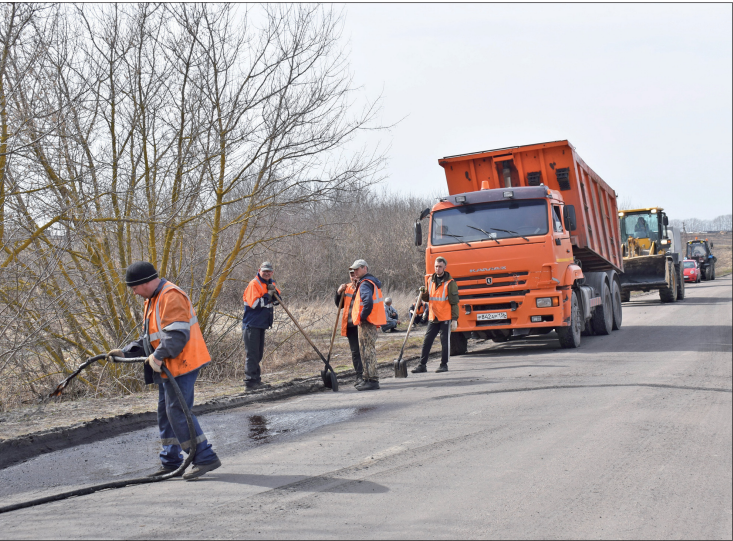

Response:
(325, 291), (345, 378)
(394, 293), (424, 378)
(272, 292), (338, 391)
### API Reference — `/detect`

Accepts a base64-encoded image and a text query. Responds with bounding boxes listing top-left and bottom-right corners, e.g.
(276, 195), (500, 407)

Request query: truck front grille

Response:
(459, 290), (529, 301)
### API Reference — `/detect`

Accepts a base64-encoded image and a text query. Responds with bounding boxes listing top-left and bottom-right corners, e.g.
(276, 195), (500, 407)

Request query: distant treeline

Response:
(669, 215), (732, 233)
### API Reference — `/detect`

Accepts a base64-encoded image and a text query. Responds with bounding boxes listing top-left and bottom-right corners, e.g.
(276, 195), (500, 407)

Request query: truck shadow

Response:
(207, 472), (389, 493)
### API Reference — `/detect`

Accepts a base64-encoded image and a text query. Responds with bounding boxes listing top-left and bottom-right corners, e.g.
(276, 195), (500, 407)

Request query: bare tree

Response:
(0, 3), (384, 406)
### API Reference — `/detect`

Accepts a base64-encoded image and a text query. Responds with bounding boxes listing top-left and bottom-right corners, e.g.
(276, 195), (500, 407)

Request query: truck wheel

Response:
(620, 289), (631, 302)
(676, 265), (685, 300)
(711, 261), (716, 280)
(659, 262), (678, 303)
(449, 331), (468, 356)
(557, 291), (582, 349)
(611, 279), (623, 330)
(591, 281), (613, 335)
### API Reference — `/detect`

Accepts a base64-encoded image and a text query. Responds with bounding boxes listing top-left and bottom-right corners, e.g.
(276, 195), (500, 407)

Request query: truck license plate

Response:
(476, 312), (508, 321)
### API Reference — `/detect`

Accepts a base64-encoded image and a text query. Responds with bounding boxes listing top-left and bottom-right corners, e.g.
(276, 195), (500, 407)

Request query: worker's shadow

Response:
(207, 472), (388, 493)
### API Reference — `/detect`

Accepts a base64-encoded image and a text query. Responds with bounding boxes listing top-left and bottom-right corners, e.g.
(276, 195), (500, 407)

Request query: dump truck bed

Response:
(438, 140), (622, 272)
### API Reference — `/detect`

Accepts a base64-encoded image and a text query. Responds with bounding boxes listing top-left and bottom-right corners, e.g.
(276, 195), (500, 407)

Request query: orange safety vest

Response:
(143, 281), (210, 378)
(415, 302), (426, 316)
(340, 284), (357, 336)
(242, 276), (281, 309)
(351, 278), (387, 327)
(427, 275), (454, 322)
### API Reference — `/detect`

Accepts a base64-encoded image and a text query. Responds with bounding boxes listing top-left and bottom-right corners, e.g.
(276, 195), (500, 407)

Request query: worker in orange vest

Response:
(335, 269), (363, 386)
(107, 261), (221, 480)
(241, 262), (281, 390)
(349, 259), (386, 391)
(409, 300), (427, 325)
(412, 256), (459, 374)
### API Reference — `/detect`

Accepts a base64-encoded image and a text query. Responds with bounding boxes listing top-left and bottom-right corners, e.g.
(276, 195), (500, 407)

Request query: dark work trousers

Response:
(243, 326), (266, 383)
(153, 368), (218, 468)
(419, 320), (451, 366)
(346, 325), (363, 376)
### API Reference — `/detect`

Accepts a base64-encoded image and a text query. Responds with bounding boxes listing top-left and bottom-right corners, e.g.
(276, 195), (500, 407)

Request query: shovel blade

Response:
(394, 359), (408, 378)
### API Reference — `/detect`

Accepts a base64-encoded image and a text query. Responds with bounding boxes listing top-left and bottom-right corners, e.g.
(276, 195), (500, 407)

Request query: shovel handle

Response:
(272, 292), (330, 366)
(326, 291), (345, 363)
(396, 293), (424, 362)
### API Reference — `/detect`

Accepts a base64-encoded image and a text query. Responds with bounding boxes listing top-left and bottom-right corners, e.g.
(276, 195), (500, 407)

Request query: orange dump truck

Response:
(414, 140), (624, 354)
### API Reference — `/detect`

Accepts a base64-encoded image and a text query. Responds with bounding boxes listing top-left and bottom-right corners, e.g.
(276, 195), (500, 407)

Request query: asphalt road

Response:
(1, 276), (731, 539)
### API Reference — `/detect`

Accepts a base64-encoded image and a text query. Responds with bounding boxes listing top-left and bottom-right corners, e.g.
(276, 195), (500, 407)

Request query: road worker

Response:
(242, 261), (280, 390)
(335, 269), (364, 386)
(409, 301), (427, 325)
(108, 261), (221, 480)
(411, 256), (459, 374)
(349, 259), (386, 391)
(381, 297), (401, 333)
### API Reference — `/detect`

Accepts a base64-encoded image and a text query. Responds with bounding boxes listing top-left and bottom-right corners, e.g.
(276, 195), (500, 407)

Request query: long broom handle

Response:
(272, 292), (329, 365)
(397, 293), (424, 361)
(327, 291), (345, 363)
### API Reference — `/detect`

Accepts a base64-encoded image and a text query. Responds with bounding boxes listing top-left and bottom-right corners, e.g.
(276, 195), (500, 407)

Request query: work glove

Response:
(147, 354), (162, 373)
(267, 283), (277, 294)
(419, 286), (427, 293)
(450, 320), (458, 332)
(106, 348), (124, 362)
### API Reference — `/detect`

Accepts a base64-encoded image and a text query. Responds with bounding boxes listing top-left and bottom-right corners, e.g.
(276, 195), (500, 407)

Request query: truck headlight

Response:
(536, 297), (558, 308)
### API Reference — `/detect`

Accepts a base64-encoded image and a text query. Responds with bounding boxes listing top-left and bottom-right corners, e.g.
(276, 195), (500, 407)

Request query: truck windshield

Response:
(431, 199), (548, 246)
(688, 244), (707, 257)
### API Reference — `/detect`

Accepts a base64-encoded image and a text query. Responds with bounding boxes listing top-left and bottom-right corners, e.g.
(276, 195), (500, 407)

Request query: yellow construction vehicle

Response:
(618, 207), (685, 303)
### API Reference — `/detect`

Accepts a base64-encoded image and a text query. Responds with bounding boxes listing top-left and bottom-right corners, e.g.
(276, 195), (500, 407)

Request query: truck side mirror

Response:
(710, 242), (714, 248)
(414, 221), (423, 246)
(663, 215), (669, 226)
(563, 205), (577, 231)
(419, 207), (431, 221)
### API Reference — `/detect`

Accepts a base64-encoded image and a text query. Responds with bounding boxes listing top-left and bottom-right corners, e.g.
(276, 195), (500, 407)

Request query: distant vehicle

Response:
(686, 238), (717, 280)
(682, 259), (701, 283)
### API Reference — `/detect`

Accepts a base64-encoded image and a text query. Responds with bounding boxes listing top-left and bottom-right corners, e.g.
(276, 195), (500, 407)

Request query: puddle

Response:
(0, 406), (376, 500)
(206, 406), (375, 453)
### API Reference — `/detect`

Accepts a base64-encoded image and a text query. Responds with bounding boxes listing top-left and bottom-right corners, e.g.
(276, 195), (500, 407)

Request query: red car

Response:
(683, 259), (701, 283)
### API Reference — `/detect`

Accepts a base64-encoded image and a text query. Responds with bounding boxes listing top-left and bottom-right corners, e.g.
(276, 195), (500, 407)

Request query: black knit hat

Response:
(125, 261), (158, 286)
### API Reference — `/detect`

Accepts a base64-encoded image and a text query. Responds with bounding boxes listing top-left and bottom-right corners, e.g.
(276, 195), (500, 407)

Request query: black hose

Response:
(0, 358), (198, 515)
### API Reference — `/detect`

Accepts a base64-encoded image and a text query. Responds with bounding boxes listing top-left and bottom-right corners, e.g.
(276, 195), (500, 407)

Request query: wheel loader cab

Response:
(618, 208), (669, 257)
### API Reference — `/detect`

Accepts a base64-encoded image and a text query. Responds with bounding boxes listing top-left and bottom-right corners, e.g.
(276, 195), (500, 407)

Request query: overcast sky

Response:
(340, 4), (732, 219)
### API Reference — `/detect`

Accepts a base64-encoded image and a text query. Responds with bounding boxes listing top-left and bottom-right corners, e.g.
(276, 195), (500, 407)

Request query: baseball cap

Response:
(349, 259), (368, 270)
(260, 261), (274, 271)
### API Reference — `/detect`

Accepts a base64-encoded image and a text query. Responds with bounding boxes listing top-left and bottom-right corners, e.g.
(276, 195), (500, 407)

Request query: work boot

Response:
(354, 375), (364, 387)
(411, 364), (427, 373)
(183, 458), (222, 481)
(356, 379), (380, 391)
(245, 381), (267, 391)
(148, 466), (182, 478)
(435, 363), (448, 373)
